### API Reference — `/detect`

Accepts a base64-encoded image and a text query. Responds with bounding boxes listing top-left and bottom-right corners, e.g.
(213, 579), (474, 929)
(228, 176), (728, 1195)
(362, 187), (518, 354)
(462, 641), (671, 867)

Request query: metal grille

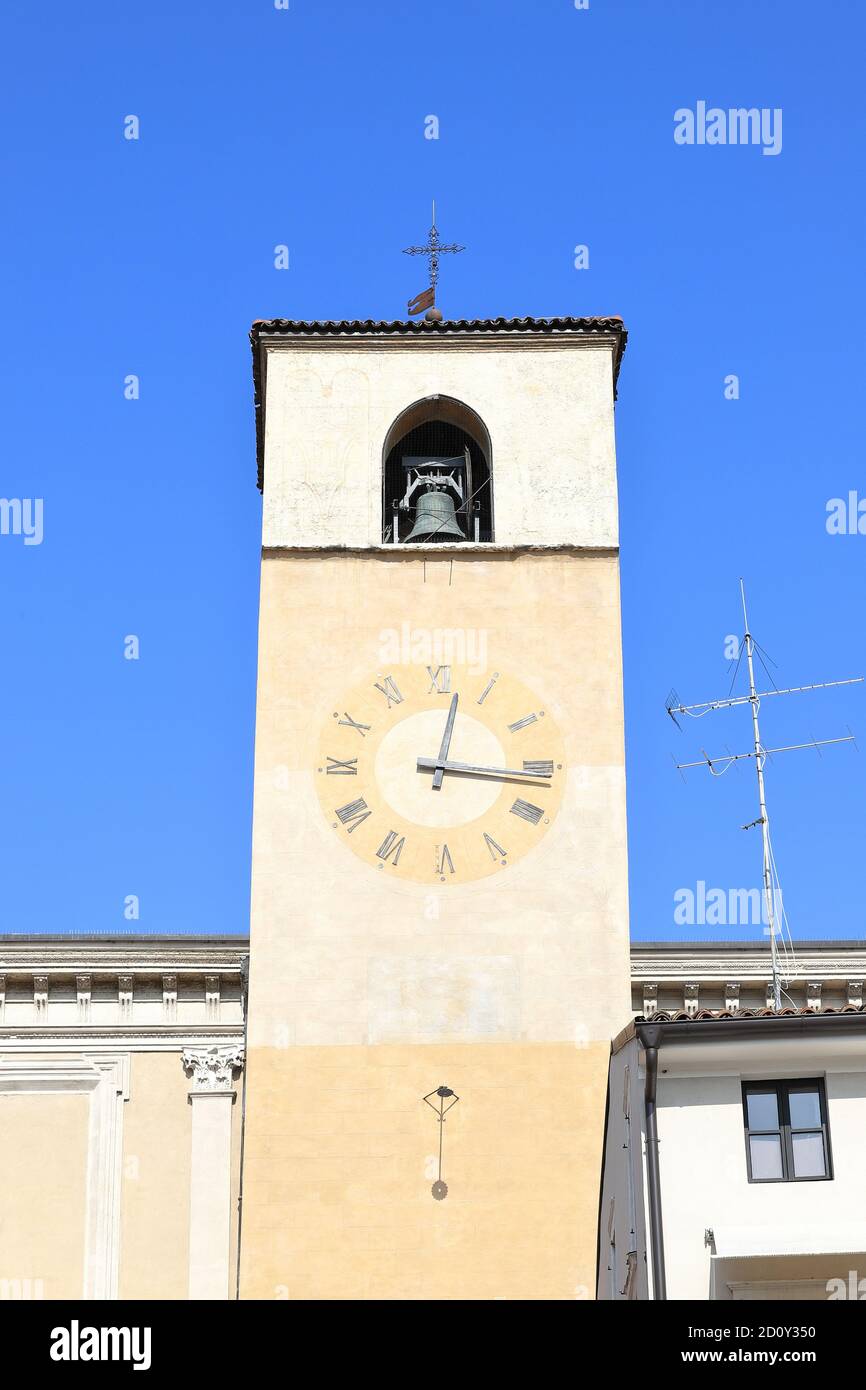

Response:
(383, 420), (493, 543)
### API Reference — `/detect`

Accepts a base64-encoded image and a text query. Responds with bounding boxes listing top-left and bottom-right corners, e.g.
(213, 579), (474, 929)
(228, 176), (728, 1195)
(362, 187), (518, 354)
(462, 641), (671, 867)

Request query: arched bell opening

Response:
(382, 396), (494, 544)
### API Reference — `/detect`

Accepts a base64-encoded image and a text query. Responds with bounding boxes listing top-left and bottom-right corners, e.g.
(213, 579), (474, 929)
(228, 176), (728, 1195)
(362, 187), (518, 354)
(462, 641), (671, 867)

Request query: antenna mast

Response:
(668, 580), (862, 1011)
(740, 581), (781, 1008)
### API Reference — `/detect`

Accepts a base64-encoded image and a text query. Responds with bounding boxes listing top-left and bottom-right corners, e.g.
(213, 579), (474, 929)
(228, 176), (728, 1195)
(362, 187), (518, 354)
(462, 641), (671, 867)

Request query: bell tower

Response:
(241, 312), (630, 1300)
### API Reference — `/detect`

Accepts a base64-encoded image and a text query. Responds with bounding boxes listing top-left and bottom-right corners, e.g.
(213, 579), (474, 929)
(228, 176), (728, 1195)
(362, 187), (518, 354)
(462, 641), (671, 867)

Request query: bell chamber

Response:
(382, 413), (493, 544)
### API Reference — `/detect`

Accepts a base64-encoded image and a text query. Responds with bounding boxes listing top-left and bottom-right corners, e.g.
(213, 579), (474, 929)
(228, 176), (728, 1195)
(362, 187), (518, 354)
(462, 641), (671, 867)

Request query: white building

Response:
(599, 1005), (866, 1300)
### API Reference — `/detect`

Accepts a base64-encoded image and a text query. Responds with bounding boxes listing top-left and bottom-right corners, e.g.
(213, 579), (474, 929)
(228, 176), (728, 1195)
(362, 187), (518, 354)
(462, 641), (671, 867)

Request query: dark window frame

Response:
(742, 1078), (833, 1184)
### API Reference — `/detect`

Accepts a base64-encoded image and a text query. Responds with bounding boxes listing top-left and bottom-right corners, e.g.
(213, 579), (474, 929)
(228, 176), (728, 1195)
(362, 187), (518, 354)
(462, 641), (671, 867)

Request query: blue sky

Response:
(0, 0), (863, 941)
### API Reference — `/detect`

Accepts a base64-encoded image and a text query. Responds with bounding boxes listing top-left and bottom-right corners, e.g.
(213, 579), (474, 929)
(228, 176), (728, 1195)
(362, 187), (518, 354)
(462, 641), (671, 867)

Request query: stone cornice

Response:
(631, 942), (866, 980)
(261, 544), (620, 560)
(260, 332), (622, 354)
(0, 1028), (243, 1052)
(0, 937), (247, 974)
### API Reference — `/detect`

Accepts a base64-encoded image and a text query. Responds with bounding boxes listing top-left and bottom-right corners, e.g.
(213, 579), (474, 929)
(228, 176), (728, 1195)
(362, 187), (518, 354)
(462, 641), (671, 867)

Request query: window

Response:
(742, 1080), (832, 1183)
(382, 397), (493, 544)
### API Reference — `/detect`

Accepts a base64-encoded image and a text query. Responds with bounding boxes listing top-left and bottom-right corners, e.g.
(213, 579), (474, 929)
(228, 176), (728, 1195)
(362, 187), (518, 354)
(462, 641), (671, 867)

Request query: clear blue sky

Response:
(1, 0), (863, 941)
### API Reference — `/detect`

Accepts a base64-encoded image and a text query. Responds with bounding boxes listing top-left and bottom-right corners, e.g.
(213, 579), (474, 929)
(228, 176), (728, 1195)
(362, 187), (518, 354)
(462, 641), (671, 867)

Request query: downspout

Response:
(234, 955), (250, 1300)
(641, 1025), (667, 1300)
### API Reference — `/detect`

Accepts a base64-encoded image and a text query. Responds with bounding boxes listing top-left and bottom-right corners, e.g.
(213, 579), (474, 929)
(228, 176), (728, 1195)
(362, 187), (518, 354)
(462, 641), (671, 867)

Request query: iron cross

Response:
(403, 200), (465, 290)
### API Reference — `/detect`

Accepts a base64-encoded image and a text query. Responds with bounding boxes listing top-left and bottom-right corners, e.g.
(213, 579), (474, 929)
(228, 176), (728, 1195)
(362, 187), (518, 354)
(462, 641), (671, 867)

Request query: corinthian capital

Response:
(182, 1045), (245, 1092)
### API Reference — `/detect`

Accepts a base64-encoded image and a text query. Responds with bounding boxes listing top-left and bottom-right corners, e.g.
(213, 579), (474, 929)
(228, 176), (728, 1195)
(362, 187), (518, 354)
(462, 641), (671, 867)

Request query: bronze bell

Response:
(405, 488), (465, 542)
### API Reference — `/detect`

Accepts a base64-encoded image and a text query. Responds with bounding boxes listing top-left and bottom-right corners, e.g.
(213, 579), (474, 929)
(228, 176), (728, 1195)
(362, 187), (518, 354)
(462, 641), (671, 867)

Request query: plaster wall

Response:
(260, 340), (619, 550)
(0, 1091), (89, 1299)
(241, 548), (630, 1298)
(656, 1069), (866, 1299)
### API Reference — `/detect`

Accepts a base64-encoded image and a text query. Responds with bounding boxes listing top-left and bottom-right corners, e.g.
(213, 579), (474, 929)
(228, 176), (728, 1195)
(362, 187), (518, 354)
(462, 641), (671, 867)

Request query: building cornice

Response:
(261, 544), (620, 560)
(631, 941), (866, 980)
(0, 1028), (243, 1052)
(0, 936), (247, 973)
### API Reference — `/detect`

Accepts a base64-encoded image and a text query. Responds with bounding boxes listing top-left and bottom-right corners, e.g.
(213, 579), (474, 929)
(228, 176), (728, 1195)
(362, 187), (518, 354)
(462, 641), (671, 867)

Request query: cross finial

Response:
(403, 202), (465, 318)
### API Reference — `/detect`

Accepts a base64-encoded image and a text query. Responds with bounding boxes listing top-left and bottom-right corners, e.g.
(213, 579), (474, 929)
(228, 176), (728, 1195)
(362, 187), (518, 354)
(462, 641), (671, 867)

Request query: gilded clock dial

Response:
(315, 665), (566, 883)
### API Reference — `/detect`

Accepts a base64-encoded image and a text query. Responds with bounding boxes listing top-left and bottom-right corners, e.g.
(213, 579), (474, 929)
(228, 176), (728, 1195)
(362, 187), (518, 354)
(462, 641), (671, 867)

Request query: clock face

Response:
(314, 664), (566, 884)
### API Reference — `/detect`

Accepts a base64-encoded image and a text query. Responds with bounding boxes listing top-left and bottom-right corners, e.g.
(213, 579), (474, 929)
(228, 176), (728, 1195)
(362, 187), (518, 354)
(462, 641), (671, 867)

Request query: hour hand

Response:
(431, 692), (459, 791)
(417, 757), (551, 783)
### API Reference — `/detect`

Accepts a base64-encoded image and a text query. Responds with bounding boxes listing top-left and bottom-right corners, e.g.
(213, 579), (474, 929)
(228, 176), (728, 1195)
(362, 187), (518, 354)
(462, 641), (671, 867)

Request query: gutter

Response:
(639, 1024), (666, 1299)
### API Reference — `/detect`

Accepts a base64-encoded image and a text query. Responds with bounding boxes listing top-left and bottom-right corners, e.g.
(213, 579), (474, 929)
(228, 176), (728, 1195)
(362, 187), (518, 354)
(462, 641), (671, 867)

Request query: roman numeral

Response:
(476, 673), (499, 706)
(508, 713), (538, 733)
(523, 760), (554, 777)
(376, 830), (406, 865)
(427, 665), (451, 694)
(326, 757), (358, 775)
(373, 676), (404, 708)
(483, 831), (507, 862)
(437, 844), (455, 876)
(337, 712), (371, 737)
(335, 798), (371, 833)
(511, 798), (544, 825)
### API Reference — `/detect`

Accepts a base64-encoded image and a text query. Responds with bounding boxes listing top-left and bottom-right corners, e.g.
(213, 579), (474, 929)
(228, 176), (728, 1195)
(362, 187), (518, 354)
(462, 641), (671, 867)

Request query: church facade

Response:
(0, 936), (245, 1300)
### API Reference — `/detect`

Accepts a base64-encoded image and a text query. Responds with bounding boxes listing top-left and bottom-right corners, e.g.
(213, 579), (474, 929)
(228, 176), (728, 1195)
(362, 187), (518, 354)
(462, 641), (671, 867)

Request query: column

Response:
(182, 1045), (244, 1300)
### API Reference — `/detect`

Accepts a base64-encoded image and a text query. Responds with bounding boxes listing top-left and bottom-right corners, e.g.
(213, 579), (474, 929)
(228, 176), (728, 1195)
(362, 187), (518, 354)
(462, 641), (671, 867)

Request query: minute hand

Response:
(416, 756), (551, 782)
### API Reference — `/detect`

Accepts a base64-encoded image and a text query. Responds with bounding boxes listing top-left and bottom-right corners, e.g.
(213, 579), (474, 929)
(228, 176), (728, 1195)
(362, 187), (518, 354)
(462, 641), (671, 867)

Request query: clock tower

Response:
(240, 313), (630, 1300)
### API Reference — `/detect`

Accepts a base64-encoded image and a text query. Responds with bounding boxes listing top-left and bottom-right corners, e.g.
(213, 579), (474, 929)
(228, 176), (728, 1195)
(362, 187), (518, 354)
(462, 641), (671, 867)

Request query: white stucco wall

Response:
(657, 1065), (866, 1299)
(259, 338), (620, 550)
(599, 1033), (866, 1300)
(597, 1037), (651, 1300)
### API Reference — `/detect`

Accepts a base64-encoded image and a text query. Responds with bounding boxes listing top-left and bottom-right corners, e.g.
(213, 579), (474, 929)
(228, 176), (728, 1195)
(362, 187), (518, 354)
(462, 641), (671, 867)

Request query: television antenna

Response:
(667, 580), (862, 1010)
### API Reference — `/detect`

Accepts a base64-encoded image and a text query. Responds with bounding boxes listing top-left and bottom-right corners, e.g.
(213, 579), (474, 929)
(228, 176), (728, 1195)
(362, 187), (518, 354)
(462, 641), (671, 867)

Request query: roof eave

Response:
(612, 1009), (866, 1055)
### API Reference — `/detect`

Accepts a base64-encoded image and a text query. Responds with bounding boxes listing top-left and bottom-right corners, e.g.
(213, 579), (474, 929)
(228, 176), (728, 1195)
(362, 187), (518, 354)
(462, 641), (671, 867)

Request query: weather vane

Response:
(422, 1085), (459, 1199)
(403, 200), (465, 321)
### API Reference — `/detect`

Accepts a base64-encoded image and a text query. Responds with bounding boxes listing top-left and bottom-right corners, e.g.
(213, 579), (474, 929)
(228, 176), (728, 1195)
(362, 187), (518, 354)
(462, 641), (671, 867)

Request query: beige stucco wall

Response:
(244, 326), (631, 1298)
(0, 1091), (89, 1299)
(242, 1040), (609, 1300)
(118, 1050), (243, 1300)
(119, 1051), (192, 1300)
(241, 548), (630, 1298)
(260, 339), (619, 550)
(248, 551), (630, 1048)
(0, 1044), (243, 1300)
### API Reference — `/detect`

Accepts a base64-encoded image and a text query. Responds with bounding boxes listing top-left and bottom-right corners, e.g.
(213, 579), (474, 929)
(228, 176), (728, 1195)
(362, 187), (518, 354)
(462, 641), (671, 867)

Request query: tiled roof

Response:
(250, 315), (627, 491)
(250, 314), (625, 337)
(613, 1002), (866, 1054)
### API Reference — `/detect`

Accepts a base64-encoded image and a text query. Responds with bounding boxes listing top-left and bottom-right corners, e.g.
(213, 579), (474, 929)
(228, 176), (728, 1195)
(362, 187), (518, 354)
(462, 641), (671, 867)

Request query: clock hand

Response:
(417, 756), (552, 783)
(431, 692), (459, 791)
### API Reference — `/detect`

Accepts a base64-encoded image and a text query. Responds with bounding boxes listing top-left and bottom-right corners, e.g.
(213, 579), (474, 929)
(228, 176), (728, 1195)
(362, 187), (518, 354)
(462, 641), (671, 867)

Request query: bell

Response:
(405, 488), (465, 542)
